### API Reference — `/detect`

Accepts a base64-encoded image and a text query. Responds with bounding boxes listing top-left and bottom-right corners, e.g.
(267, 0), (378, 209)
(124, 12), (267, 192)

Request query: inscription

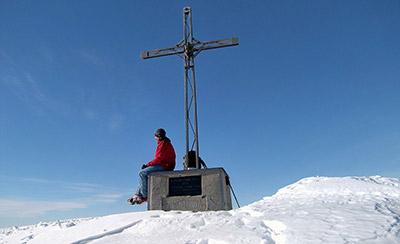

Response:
(169, 176), (202, 196)
(168, 199), (202, 210)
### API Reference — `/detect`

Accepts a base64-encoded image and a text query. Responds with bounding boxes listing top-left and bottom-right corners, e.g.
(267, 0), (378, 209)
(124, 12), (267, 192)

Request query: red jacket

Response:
(147, 138), (176, 170)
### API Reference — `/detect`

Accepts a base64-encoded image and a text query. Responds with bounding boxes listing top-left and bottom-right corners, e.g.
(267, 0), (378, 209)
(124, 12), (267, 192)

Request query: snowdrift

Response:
(1, 176), (399, 244)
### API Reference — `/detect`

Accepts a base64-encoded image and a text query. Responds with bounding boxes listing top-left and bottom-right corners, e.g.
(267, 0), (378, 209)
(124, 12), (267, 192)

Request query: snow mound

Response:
(1, 176), (399, 244)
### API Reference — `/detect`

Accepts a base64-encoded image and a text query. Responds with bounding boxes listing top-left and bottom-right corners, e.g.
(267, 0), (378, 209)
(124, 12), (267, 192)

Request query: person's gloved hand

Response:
(142, 164), (148, 170)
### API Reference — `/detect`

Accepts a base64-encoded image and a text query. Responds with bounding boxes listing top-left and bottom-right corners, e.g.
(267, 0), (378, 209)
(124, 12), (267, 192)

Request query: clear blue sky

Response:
(1, 0), (399, 228)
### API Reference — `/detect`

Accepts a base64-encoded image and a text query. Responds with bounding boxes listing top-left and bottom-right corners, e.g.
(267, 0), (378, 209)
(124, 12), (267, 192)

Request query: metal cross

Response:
(141, 6), (239, 169)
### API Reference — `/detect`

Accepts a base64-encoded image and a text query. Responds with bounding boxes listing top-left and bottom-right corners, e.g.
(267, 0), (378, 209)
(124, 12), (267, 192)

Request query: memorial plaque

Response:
(148, 168), (232, 211)
(169, 175), (202, 196)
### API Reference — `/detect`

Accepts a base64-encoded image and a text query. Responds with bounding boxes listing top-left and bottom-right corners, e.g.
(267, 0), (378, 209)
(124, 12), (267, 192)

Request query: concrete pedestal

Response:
(148, 168), (232, 211)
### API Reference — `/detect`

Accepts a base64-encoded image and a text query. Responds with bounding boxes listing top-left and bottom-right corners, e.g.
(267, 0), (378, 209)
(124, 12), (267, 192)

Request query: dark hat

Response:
(155, 128), (166, 138)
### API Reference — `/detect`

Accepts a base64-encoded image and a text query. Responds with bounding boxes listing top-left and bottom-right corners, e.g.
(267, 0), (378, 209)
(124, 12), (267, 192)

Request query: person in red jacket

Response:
(127, 128), (176, 205)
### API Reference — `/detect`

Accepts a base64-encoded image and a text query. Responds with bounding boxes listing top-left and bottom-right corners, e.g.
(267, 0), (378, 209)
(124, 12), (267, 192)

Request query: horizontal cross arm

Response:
(141, 37), (239, 59)
(141, 45), (185, 59)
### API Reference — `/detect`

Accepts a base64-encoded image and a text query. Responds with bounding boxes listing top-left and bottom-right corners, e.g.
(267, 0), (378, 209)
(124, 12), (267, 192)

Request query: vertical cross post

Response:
(141, 7), (238, 169)
(182, 7), (200, 169)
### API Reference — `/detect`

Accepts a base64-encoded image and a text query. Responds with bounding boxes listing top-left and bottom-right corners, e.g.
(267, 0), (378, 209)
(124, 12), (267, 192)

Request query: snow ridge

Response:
(1, 176), (399, 244)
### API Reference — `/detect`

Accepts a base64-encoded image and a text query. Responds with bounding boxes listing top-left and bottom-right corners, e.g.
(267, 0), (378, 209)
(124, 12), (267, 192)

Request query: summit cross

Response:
(141, 6), (239, 169)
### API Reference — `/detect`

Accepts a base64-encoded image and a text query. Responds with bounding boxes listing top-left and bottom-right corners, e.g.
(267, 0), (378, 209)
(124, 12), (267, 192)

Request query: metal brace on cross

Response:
(141, 6), (239, 170)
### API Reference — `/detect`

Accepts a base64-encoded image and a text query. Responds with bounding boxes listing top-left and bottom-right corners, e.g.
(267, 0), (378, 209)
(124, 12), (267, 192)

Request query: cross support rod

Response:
(141, 7), (238, 170)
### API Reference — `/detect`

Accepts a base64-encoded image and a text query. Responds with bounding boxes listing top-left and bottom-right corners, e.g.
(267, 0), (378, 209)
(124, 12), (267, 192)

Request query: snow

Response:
(1, 176), (399, 244)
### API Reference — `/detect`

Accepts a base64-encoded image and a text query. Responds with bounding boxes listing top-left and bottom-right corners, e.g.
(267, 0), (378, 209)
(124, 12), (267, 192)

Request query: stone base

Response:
(148, 168), (232, 211)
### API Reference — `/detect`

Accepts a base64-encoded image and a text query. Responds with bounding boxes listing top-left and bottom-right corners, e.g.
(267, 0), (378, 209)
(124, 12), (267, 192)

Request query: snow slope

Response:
(1, 176), (399, 244)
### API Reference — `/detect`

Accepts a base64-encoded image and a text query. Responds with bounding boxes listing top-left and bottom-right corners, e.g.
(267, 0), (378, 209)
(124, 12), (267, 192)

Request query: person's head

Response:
(154, 128), (166, 141)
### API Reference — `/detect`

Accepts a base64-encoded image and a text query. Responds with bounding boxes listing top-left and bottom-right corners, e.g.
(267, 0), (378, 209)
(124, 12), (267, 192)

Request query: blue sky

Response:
(0, 0), (399, 228)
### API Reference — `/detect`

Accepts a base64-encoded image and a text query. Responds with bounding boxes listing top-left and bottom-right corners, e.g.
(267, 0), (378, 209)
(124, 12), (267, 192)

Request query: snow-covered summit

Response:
(274, 175), (399, 199)
(1, 176), (399, 244)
